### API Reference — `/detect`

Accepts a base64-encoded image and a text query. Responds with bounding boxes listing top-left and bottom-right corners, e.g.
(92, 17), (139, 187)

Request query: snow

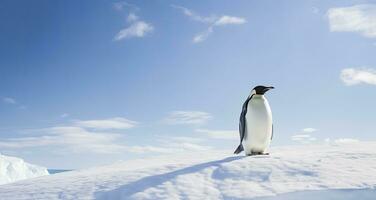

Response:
(0, 154), (49, 185)
(1, 142), (376, 199)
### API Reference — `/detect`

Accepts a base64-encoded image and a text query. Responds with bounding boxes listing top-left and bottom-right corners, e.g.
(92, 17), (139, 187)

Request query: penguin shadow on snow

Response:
(95, 156), (244, 199)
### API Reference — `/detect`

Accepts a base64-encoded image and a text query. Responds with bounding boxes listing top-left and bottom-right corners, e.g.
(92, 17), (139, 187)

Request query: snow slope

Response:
(0, 154), (49, 185)
(0, 142), (376, 199)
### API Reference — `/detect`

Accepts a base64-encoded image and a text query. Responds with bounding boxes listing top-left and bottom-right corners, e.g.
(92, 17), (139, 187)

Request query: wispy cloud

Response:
(113, 3), (153, 41)
(193, 27), (213, 43)
(159, 136), (205, 144)
(157, 136), (212, 152)
(113, 1), (138, 11)
(328, 4), (376, 38)
(0, 117), (139, 154)
(0, 116), (215, 155)
(169, 142), (212, 151)
(291, 128), (318, 143)
(164, 111), (212, 125)
(2, 97), (26, 109)
(325, 138), (360, 145)
(0, 128), (207, 155)
(291, 134), (317, 143)
(340, 68), (376, 85)
(127, 145), (172, 154)
(334, 138), (359, 144)
(172, 5), (246, 43)
(128, 142), (212, 154)
(196, 129), (237, 140)
(125, 135), (212, 154)
(113, 2), (126, 11)
(114, 21), (153, 41)
(303, 128), (317, 133)
(2, 97), (16, 104)
(127, 12), (139, 22)
(214, 16), (247, 26)
(0, 126), (126, 154)
(171, 5), (216, 23)
(74, 117), (138, 130)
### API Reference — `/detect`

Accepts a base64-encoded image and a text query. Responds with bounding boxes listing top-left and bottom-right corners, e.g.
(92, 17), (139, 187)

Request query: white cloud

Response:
(171, 5), (216, 23)
(127, 13), (139, 22)
(340, 68), (376, 85)
(164, 111), (212, 125)
(0, 116), (215, 155)
(291, 134), (311, 140)
(114, 21), (153, 41)
(113, 1), (138, 11)
(2, 97), (26, 109)
(303, 128), (317, 133)
(164, 136), (205, 143)
(0, 128), (210, 155)
(328, 4), (376, 38)
(292, 128), (318, 143)
(334, 138), (359, 144)
(196, 129), (237, 140)
(214, 16), (247, 26)
(0, 114), (149, 155)
(291, 134), (317, 143)
(113, 2), (152, 41)
(127, 145), (172, 154)
(74, 117), (138, 130)
(172, 5), (246, 43)
(0, 126), (126, 154)
(169, 142), (212, 151)
(324, 138), (359, 145)
(0, 116), (140, 154)
(128, 142), (212, 154)
(193, 27), (213, 43)
(113, 2), (127, 11)
(160, 135), (213, 152)
(2, 97), (16, 104)
(128, 136), (211, 154)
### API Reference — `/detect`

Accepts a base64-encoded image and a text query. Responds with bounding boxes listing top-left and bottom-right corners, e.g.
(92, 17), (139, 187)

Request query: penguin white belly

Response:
(243, 96), (272, 154)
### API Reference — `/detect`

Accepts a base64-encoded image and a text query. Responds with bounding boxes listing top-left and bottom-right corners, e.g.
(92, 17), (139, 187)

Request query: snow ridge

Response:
(0, 143), (376, 199)
(0, 154), (49, 185)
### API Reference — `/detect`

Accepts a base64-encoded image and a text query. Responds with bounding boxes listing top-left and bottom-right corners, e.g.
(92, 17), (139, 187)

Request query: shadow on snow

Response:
(95, 156), (243, 199)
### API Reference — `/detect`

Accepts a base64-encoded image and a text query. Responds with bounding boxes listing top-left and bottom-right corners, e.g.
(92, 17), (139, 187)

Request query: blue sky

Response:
(1, 0), (376, 169)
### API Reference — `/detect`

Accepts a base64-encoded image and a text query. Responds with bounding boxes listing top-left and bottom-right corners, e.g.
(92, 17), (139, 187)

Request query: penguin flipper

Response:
(234, 94), (253, 154)
(234, 144), (244, 154)
(271, 124), (273, 141)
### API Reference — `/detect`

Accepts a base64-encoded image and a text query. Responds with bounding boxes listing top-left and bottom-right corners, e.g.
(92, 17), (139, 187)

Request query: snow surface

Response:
(0, 142), (376, 199)
(0, 154), (49, 185)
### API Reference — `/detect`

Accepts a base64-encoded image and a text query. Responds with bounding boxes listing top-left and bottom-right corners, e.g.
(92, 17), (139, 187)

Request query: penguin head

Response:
(252, 85), (274, 95)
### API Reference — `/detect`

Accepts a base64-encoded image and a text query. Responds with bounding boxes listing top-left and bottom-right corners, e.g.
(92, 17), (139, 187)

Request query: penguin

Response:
(234, 85), (274, 156)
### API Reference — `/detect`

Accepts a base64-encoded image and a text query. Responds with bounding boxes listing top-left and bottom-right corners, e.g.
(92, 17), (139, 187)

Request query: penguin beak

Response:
(263, 86), (274, 93)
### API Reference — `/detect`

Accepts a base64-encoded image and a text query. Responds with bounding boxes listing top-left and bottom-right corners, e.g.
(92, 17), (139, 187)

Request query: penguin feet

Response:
(246, 152), (269, 156)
